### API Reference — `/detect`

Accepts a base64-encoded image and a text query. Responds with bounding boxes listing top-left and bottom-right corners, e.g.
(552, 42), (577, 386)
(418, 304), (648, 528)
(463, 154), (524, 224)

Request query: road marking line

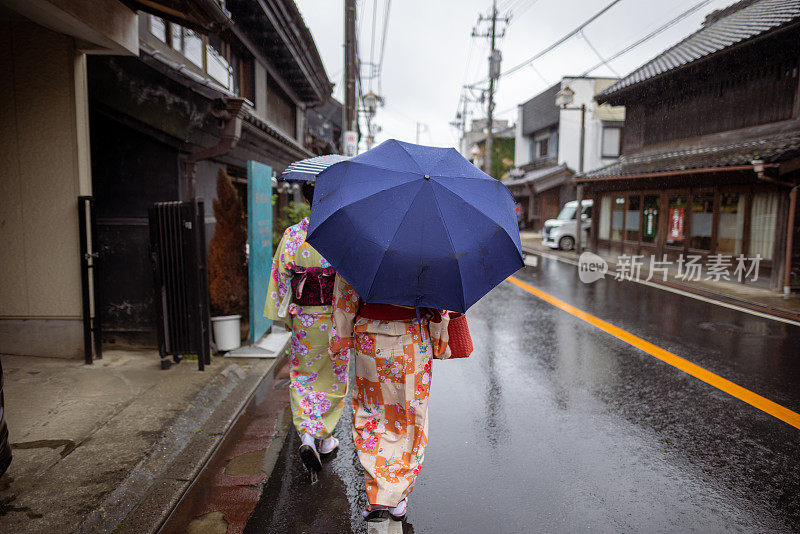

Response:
(506, 275), (800, 430)
(523, 249), (800, 327)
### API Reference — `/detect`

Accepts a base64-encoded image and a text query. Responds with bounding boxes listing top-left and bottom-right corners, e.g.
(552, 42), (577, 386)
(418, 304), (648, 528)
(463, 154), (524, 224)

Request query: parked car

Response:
(542, 199), (593, 251)
(0, 358), (10, 476)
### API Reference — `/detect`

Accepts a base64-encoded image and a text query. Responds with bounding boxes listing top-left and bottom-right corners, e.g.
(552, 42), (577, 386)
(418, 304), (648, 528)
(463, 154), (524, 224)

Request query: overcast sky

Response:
(294, 0), (736, 149)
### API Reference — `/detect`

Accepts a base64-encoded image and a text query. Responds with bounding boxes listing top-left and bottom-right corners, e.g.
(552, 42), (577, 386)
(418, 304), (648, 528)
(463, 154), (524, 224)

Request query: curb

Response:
(158, 377), (293, 533)
(74, 339), (289, 534)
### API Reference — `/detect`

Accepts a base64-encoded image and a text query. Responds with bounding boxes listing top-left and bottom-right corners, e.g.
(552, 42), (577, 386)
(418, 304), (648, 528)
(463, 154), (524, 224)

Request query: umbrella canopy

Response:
(307, 139), (523, 313)
(279, 154), (350, 182)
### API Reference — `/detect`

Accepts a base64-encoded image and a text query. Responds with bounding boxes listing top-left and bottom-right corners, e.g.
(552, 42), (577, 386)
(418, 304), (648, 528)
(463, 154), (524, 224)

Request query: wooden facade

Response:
(581, 6), (800, 291)
(618, 34), (799, 153)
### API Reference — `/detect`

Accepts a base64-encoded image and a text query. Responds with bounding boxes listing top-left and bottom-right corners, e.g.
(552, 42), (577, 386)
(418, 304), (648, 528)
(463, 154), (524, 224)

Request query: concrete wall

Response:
(557, 77), (622, 174)
(514, 105), (531, 167)
(0, 13), (91, 357)
(0, 0), (138, 55)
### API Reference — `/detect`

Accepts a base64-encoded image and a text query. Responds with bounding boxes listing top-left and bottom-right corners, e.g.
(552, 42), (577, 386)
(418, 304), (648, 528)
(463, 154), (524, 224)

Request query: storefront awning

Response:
(575, 131), (800, 183)
(503, 164), (573, 193)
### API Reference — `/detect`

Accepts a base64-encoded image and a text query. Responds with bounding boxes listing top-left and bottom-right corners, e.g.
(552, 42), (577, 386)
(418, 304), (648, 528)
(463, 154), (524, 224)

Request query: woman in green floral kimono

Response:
(265, 183), (349, 472)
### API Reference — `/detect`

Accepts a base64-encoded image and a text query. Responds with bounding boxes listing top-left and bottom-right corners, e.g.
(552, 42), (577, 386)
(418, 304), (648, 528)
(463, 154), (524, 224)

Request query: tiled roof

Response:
(598, 0), (800, 99)
(576, 131), (800, 180)
(503, 164), (571, 187)
(520, 83), (561, 135)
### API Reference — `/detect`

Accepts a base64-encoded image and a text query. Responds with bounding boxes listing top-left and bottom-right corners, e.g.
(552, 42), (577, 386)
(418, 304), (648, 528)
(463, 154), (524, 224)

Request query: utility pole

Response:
(472, 1), (508, 177)
(556, 86), (587, 255)
(485, 0), (497, 177)
(575, 103), (586, 255)
(343, 0), (358, 155)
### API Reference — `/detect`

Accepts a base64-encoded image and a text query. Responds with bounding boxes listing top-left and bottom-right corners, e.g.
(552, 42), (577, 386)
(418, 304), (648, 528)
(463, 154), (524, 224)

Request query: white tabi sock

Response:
(319, 436), (338, 454)
(300, 433), (316, 449)
(389, 499), (407, 516)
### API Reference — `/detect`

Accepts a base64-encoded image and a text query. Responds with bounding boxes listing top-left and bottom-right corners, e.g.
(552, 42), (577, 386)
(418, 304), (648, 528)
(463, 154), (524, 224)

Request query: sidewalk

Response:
(519, 231), (800, 321)
(0, 344), (287, 533)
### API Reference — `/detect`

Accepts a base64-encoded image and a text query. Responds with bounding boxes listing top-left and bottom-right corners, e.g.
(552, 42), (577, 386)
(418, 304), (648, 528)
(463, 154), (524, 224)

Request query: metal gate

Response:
(148, 200), (211, 370)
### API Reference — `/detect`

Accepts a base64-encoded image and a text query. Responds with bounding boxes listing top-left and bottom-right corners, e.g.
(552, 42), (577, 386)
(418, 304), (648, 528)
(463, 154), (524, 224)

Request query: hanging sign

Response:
(644, 207), (658, 239)
(668, 207), (684, 241)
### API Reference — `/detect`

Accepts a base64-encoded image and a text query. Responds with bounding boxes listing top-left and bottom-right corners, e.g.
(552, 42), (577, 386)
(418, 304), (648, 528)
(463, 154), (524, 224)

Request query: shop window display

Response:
(749, 192), (778, 260)
(690, 193), (714, 250)
(626, 195), (640, 242)
(611, 196), (625, 241)
(717, 193), (745, 254)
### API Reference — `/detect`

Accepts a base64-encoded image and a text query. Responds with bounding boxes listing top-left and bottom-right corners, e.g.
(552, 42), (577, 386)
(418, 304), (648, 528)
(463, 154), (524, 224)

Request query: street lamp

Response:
(363, 91), (380, 115)
(556, 85), (587, 254)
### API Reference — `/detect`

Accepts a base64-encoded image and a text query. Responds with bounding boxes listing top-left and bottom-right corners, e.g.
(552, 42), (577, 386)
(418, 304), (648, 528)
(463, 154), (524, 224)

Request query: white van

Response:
(542, 199), (593, 250)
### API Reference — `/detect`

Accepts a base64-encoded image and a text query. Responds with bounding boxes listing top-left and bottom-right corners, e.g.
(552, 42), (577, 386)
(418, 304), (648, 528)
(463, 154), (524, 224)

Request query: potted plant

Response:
(208, 169), (248, 352)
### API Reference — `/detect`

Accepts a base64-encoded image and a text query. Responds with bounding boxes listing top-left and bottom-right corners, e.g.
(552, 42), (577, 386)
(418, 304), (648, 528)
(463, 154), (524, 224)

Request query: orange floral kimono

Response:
(328, 274), (450, 507)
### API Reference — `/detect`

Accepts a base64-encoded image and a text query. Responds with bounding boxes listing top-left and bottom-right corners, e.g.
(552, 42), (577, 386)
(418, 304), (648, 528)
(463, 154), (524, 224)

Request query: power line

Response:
(368, 0), (378, 90)
(580, 30), (619, 77)
(501, 0), (523, 14)
(580, 0), (714, 76)
(468, 0), (624, 87)
(376, 0), (391, 94)
(509, 0), (540, 19)
(529, 63), (549, 85)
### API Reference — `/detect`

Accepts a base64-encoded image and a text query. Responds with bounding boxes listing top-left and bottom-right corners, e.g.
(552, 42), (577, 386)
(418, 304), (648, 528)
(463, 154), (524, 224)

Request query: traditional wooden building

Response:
(579, 0), (800, 291)
(305, 97), (343, 156)
(0, 0), (237, 358)
(507, 77), (624, 230)
(87, 0), (332, 346)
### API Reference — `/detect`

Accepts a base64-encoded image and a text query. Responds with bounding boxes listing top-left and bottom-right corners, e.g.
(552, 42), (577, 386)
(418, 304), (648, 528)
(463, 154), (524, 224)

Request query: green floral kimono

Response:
(264, 217), (349, 438)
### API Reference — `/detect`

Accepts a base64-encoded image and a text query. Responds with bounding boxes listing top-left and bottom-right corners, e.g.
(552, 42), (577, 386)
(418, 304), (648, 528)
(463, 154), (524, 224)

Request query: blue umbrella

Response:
(307, 139), (523, 313)
(279, 154), (350, 182)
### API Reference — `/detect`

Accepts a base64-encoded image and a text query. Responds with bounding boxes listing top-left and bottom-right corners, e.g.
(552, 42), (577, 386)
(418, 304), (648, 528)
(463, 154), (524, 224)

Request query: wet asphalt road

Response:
(245, 253), (800, 533)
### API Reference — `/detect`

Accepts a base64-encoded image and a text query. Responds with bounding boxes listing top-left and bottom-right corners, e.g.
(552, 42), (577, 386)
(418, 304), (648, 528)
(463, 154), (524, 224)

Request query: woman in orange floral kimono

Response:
(328, 274), (450, 522)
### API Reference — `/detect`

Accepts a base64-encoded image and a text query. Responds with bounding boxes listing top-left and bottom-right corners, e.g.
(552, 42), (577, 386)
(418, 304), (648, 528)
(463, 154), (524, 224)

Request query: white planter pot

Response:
(211, 314), (241, 352)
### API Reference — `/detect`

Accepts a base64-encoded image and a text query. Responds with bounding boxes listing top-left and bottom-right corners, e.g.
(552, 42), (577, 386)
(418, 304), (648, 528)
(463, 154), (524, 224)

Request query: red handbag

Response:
(446, 312), (473, 359)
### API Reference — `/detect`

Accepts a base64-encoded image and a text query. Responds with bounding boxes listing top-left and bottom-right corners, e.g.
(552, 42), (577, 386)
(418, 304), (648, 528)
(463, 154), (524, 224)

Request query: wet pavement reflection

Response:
(246, 254), (800, 533)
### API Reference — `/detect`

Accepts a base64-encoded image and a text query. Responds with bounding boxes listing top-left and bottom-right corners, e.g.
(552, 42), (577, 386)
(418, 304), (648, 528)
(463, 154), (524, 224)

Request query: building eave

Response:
(226, 0), (333, 105)
(125, 0), (231, 33)
(597, 1), (800, 105)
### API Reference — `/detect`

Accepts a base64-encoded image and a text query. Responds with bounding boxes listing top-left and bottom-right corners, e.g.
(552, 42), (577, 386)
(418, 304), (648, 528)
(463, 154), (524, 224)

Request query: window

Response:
(611, 196), (625, 241)
(151, 17), (255, 99)
(171, 25), (203, 67)
(556, 204), (577, 220)
(689, 192), (714, 250)
(537, 138), (549, 158)
(207, 34), (233, 90)
(717, 193), (745, 254)
(625, 195), (640, 242)
(601, 126), (621, 158)
(749, 192), (778, 259)
(599, 196), (611, 240)
(149, 16), (168, 43)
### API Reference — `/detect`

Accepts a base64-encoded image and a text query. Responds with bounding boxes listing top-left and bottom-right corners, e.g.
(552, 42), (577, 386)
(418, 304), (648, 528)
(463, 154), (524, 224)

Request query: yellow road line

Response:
(506, 275), (800, 430)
